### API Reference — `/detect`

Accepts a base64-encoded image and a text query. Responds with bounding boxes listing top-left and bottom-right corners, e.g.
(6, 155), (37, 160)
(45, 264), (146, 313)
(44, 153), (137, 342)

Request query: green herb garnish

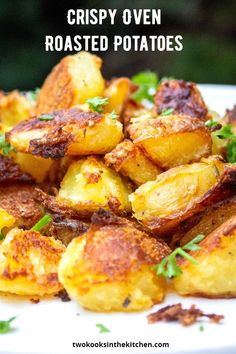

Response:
(214, 124), (236, 163)
(131, 71), (158, 104)
(160, 107), (175, 116)
(0, 133), (15, 155)
(26, 88), (40, 103)
(0, 231), (4, 241)
(199, 324), (205, 332)
(31, 214), (52, 232)
(205, 120), (219, 128)
(96, 323), (110, 333)
(38, 114), (54, 121)
(109, 110), (118, 120)
(153, 234), (205, 278)
(86, 97), (108, 113)
(0, 317), (16, 334)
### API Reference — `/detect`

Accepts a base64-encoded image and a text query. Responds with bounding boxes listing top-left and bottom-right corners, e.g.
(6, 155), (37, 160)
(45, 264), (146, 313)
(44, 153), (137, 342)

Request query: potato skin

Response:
(104, 77), (132, 116)
(128, 114), (212, 169)
(172, 195), (236, 247)
(57, 156), (132, 216)
(0, 90), (35, 132)
(0, 184), (43, 229)
(130, 157), (236, 235)
(154, 79), (208, 120)
(36, 52), (105, 114)
(105, 139), (162, 186)
(58, 210), (171, 311)
(0, 155), (34, 184)
(0, 228), (65, 296)
(7, 108), (123, 158)
(174, 215), (236, 298)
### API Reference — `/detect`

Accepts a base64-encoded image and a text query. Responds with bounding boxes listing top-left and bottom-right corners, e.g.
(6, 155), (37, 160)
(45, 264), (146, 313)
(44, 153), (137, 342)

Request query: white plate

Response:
(1, 84), (236, 354)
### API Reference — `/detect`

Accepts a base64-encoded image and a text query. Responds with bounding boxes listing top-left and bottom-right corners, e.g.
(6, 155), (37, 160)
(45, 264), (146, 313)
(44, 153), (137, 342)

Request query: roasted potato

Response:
(57, 156), (132, 216)
(154, 79), (208, 120)
(172, 195), (236, 247)
(0, 154), (34, 184)
(128, 114), (212, 169)
(48, 215), (89, 246)
(174, 215), (236, 298)
(105, 139), (162, 185)
(130, 156), (236, 235)
(58, 209), (171, 311)
(104, 77), (132, 115)
(14, 153), (56, 183)
(36, 52), (105, 114)
(0, 184), (43, 229)
(0, 90), (35, 131)
(7, 108), (123, 158)
(0, 228), (65, 296)
(0, 208), (15, 233)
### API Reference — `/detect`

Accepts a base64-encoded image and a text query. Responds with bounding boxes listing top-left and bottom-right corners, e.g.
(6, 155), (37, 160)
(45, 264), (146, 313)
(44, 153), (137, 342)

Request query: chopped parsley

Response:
(131, 71), (158, 104)
(109, 110), (118, 120)
(96, 323), (110, 333)
(214, 124), (236, 163)
(0, 317), (16, 334)
(160, 107), (175, 116)
(0, 231), (4, 241)
(38, 114), (54, 121)
(205, 120), (219, 128)
(152, 234), (205, 278)
(31, 214), (52, 232)
(86, 97), (108, 113)
(0, 132), (15, 155)
(26, 88), (40, 103)
(199, 324), (205, 332)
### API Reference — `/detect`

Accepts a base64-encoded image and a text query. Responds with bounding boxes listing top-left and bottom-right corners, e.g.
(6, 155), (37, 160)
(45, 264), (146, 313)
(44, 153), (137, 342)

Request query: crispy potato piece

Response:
(57, 157), (132, 216)
(174, 215), (236, 298)
(36, 52), (105, 114)
(0, 90), (35, 131)
(0, 208), (15, 231)
(58, 209), (170, 311)
(0, 184), (43, 229)
(0, 228), (65, 296)
(154, 79), (208, 120)
(128, 114), (212, 169)
(105, 139), (162, 185)
(48, 215), (89, 246)
(104, 78), (132, 115)
(14, 153), (57, 183)
(172, 195), (236, 247)
(130, 157), (236, 235)
(7, 108), (123, 158)
(0, 154), (34, 184)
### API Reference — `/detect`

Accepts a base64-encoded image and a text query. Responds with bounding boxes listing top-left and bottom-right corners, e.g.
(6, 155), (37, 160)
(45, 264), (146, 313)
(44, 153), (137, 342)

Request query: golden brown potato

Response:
(58, 209), (171, 311)
(104, 78), (132, 115)
(7, 108), (123, 158)
(14, 153), (56, 183)
(105, 139), (162, 185)
(36, 52), (105, 114)
(154, 79), (208, 120)
(0, 208), (15, 232)
(0, 90), (35, 131)
(0, 228), (65, 296)
(0, 154), (34, 184)
(172, 195), (236, 247)
(56, 156), (132, 216)
(174, 215), (236, 298)
(0, 184), (43, 229)
(128, 114), (212, 169)
(130, 156), (236, 235)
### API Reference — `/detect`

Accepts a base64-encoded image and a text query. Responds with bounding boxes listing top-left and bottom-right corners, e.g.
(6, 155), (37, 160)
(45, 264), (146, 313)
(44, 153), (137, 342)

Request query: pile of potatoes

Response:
(0, 51), (236, 312)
